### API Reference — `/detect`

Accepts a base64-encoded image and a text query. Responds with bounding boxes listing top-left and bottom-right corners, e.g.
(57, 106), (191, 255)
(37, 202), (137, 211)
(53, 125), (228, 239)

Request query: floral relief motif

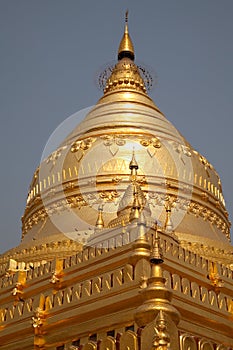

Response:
(147, 192), (229, 233)
(169, 141), (192, 164)
(112, 176), (122, 184)
(11, 282), (24, 301)
(199, 154), (213, 170)
(71, 137), (96, 161)
(50, 271), (61, 284)
(140, 136), (161, 157)
(192, 150), (214, 178)
(100, 134), (127, 156)
(199, 154), (213, 177)
(46, 146), (67, 167)
(148, 193), (177, 208)
(99, 190), (120, 201)
(31, 307), (45, 328)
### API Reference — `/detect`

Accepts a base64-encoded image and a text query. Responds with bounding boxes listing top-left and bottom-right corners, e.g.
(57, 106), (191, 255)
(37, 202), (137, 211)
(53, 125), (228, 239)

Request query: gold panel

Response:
(120, 330), (138, 350)
(180, 334), (197, 350)
(99, 336), (116, 350)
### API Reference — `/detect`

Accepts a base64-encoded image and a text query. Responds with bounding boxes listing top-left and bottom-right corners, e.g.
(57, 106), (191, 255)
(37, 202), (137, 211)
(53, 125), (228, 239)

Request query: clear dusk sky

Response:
(0, 0), (233, 253)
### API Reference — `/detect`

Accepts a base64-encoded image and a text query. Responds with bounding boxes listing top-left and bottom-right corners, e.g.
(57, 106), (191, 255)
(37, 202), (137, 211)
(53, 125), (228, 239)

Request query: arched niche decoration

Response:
(99, 336), (116, 350)
(82, 341), (97, 350)
(120, 330), (138, 350)
(198, 339), (214, 350)
(180, 334), (197, 350)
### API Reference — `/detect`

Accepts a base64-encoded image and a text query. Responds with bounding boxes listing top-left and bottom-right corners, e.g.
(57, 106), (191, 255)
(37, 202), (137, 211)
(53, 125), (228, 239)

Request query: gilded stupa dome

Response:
(3, 12), (231, 263)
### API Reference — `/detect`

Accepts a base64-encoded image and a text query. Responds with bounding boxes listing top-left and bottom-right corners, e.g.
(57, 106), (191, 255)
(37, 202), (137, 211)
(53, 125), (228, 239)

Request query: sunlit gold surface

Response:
(18, 50), (231, 251)
(0, 12), (233, 350)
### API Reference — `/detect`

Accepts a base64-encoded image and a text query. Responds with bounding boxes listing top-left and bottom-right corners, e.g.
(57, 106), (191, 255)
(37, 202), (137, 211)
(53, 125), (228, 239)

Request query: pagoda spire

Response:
(118, 10), (135, 61)
(129, 151), (142, 221)
(95, 204), (104, 229)
(134, 227), (180, 327)
(101, 11), (149, 95)
(129, 185), (141, 221)
(129, 149), (139, 182)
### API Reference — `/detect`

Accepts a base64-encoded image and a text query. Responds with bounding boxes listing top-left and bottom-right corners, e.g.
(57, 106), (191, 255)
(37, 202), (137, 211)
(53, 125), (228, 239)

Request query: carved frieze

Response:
(46, 145), (67, 167)
(71, 137), (96, 161)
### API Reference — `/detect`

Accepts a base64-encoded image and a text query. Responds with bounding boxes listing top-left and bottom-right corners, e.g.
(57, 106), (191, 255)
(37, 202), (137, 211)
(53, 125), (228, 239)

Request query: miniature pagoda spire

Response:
(95, 204), (104, 229)
(130, 184), (141, 221)
(134, 224), (180, 327)
(129, 149), (139, 182)
(164, 202), (173, 233)
(150, 228), (164, 265)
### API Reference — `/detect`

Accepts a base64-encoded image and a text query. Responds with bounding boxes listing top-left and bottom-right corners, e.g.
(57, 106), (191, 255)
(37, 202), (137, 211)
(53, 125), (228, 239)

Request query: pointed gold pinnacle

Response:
(118, 10), (135, 61)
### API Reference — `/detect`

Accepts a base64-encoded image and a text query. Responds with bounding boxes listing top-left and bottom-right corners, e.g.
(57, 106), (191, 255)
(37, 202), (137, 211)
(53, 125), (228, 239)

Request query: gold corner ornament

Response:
(11, 282), (24, 302)
(31, 307), (45, 329)
(208, 262), (224, 288)
(50, 257), (64, 287)
(152, 310), (170, 350)
(49, 271), (61, 284)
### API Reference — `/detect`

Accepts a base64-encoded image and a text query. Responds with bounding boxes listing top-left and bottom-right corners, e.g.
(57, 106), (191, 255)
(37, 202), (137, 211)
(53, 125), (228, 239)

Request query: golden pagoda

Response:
(0, 12), (233, 350)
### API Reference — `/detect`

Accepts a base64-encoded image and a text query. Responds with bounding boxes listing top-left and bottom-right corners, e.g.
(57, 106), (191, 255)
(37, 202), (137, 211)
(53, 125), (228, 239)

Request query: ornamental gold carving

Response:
(46, 145), (67, 167)
(140, 136), (161, 157)
(193, 150), (216, 178)
(64, 181), (75, 190)
(71, 137), (96, 161)
(208, 263), (224, 288)
(180, 334), (197, 350)
(50, 271), (61, 284)
(169, 141), (192, 164)
(199, 154), (213, 170)
(152, 310), (170, 350)
(148, 193), (177, 208)
(112, 176), (122, 184)
(22, 189), (229, 240)
(71, 137), (96, 152)
(31, 307), (45, 328)
(99, 190), (120, 201)
(100, 134), (127, 156)
(67, 194), (86, 208)
(11, 282), (24, 301)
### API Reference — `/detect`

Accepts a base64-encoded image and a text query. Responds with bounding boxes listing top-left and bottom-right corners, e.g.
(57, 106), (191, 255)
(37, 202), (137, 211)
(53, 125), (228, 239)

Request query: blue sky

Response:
(0, 0), (233, 253)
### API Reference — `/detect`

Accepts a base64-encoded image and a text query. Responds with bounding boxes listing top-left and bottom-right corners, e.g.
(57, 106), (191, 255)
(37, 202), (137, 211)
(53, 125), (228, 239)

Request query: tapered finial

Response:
(164, 202), (173, 232)
(129, 149), (139, 182)
(150, 229), (164, 265)
(130, 184), (141, 221)
(125, 9), (128, 23)
(95, 204), (104, 229)
(129, 149), (138, 170)
(118, 10), (135, 61)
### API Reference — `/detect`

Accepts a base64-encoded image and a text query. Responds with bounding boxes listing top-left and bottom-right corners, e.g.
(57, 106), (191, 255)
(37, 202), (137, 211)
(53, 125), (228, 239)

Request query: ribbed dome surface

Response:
(13, 16), (232, 261)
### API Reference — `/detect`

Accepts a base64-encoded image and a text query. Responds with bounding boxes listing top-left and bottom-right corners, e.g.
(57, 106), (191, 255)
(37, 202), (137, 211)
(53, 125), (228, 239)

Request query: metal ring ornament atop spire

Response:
(96, 60), (155, 93)
(96, 9), (156, 94)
